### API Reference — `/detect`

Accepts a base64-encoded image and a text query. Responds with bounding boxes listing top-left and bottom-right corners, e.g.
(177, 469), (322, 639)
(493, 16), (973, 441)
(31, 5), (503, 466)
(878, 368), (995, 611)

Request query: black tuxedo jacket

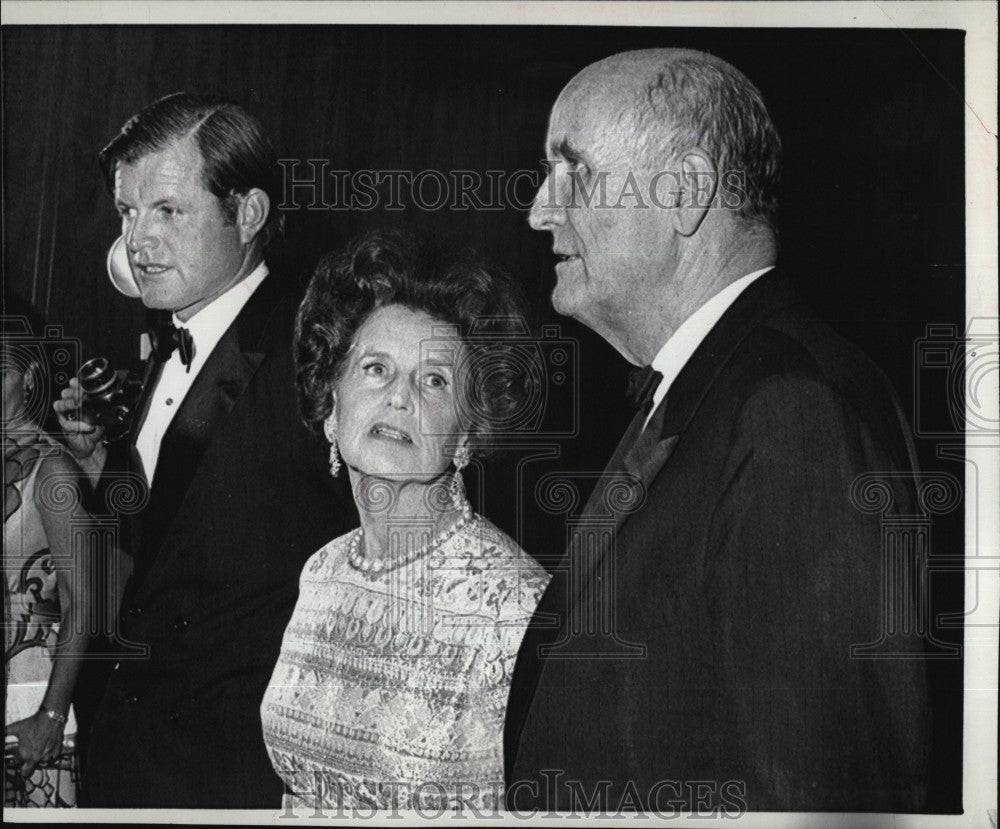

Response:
(84, 275), (356, 808)
(505, 271), (931, 813)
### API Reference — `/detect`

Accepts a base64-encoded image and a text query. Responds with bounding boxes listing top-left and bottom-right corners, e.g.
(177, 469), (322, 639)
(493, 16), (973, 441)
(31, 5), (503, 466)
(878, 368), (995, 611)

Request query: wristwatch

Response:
(39, 707), (68, 725)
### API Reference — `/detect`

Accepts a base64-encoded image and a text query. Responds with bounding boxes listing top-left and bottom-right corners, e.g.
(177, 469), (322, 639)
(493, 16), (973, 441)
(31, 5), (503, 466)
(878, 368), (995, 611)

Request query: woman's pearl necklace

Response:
(347, 501), (474, 577)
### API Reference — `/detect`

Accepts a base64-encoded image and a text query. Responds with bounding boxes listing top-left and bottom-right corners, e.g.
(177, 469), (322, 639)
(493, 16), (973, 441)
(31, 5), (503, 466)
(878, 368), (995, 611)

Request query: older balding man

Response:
(505, 49), (931, 813)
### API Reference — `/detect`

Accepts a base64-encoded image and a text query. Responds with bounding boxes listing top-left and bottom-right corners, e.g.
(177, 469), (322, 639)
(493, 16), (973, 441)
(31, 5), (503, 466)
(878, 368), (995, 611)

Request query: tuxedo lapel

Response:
(579, 406), (645, 517)
(110, 347), (165, 557)
(587, 270), (802, 556)
(138, 278), (280, 559)
(507, 270), (805, 774)
(657, 269), (801, 437)
(126, 357), (164, 484)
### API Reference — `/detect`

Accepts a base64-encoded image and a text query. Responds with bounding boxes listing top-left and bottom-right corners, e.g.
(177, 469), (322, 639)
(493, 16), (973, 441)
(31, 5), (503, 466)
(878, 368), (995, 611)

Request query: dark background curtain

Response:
(3, 25), (965, 811)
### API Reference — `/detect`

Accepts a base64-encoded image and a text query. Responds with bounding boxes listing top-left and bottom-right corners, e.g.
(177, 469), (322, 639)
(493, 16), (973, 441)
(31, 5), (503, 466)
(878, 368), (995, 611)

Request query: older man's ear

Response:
(671, 150), (717, 237)
(236, 188), (271, 244)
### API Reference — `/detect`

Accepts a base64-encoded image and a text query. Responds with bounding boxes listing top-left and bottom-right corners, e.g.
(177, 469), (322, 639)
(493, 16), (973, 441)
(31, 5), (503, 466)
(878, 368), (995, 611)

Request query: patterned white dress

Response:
(3, 434), (78, 807)
(261, 514), (549, 812)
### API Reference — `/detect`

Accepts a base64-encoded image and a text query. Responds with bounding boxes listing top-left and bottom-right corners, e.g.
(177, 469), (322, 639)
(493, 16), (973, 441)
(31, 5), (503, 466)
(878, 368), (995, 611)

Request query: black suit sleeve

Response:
(704, 373), (930, 811)
(81, 438), (133, 516)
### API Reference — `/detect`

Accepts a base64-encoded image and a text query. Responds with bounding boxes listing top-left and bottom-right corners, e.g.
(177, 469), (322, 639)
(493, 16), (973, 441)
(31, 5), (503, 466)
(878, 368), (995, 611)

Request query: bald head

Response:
(558, 48), (782, 228)
(529, 48), (782, 364)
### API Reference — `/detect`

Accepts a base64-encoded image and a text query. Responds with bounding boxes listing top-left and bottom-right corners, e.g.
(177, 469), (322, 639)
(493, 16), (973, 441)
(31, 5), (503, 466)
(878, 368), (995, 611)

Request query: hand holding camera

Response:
(53, 357), (139, 480)
(53, 376), (107, 476)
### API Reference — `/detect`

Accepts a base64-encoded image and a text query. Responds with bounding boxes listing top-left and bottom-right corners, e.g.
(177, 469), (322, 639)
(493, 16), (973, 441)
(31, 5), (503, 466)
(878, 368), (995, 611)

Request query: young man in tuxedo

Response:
(55, 93), (355, 808)
(505, 49), (932, 813)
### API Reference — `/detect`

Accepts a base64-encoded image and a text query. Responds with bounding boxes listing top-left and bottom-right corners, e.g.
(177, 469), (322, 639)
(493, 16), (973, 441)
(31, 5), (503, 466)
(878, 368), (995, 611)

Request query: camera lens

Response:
(77, 357), (132, 427)
(78, 357), (118, 397)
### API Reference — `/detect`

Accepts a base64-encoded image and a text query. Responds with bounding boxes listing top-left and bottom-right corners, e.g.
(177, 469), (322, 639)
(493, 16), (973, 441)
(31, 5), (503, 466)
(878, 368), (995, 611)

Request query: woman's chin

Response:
(344, 459), (446, 486)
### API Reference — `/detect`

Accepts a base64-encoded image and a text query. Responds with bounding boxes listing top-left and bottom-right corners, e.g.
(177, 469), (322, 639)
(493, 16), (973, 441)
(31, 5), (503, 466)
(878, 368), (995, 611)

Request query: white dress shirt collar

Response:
(136, 262), (268, 481)
(643, 266), (774, 430)
(171, 261), (269, 360)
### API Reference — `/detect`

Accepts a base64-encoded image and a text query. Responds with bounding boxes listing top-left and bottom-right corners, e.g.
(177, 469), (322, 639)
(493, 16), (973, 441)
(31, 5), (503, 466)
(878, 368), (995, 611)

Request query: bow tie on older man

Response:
(626, 364), (663, 412)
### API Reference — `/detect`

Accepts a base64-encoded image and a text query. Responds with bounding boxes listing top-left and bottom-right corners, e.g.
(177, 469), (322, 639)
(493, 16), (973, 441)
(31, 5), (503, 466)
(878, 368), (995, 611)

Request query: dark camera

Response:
(78, 357), (136, 427)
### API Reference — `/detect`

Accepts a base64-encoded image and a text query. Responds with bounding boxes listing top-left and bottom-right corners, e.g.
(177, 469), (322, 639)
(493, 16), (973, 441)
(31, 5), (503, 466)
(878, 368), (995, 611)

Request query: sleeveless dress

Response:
(261, 514), (549, 812)
(4, 433), (79, 807)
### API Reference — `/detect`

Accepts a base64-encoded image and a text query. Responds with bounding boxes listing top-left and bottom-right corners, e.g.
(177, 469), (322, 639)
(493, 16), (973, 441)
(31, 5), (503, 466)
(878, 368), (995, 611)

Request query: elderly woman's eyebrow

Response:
(357, 347), (390, 358)
(347, 341), (389, 360)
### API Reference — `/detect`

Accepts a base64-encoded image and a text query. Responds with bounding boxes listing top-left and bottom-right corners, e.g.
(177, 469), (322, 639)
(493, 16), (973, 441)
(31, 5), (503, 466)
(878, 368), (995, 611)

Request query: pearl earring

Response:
(323, 412), (341, 477)
(450, 446), (471, 511)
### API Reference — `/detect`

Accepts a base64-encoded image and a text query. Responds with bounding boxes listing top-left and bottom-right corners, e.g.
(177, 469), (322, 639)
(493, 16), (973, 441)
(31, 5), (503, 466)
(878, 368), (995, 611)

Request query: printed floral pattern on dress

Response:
(262, 514), (549, 812)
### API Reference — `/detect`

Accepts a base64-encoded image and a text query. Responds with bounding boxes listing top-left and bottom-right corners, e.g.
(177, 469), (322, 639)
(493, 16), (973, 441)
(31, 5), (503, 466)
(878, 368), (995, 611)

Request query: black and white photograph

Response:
(2, 2), (997, 825)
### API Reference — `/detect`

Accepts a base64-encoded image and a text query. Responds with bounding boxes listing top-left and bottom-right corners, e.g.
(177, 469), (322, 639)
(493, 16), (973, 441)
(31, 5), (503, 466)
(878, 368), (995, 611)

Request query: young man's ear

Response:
(236, 188), (271, 245)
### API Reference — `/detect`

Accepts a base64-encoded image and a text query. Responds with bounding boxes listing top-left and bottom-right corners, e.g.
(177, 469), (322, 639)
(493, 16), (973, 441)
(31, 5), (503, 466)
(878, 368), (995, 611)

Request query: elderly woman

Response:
(261, 230), (549, 812)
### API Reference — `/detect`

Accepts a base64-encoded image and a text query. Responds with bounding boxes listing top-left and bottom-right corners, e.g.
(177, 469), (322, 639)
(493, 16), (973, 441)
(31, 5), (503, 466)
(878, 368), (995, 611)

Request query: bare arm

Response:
(37, 452), (91, 717)
(5, 451), (92, 777)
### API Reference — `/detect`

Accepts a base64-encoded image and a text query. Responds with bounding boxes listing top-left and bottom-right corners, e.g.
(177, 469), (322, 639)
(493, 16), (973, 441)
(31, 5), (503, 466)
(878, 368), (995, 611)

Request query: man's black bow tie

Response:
(627, 365), (663, 410)
(148, 322), (195, 371)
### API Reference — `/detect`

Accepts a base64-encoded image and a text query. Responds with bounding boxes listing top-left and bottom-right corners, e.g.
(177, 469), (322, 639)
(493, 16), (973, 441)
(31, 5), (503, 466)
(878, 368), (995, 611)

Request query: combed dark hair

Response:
(295, 228), (537, 457)
(98, 91), (283, 246)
